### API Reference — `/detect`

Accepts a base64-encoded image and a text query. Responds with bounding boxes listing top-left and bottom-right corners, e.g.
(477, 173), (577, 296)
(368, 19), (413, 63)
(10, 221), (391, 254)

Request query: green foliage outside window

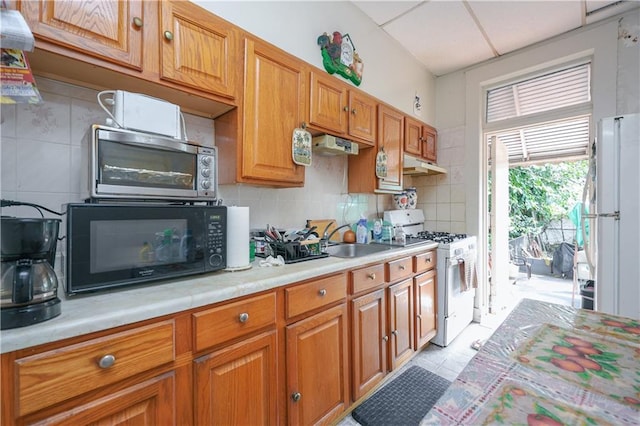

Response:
(508, 161), (588, 240)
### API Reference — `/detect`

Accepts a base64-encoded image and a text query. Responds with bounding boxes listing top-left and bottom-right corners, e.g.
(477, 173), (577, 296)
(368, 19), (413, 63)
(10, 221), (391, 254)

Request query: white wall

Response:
(434, 8), (640, 316)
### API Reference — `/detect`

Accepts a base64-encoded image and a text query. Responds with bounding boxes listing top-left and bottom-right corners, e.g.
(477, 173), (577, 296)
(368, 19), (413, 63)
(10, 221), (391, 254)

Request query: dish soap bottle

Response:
(373, 219), (383, 243)
(356, 215), (368, 244)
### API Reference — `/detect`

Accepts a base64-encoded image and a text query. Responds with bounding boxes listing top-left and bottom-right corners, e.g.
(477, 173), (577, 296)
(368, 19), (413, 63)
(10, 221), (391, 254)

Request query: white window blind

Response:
(485, 62), (592, 165)
(486, 63), (591, 123)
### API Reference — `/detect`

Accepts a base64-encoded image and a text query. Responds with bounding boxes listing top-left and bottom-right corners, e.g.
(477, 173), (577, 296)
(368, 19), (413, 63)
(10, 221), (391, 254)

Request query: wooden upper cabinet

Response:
(423, 124), (438, 163)
(348, 104), (404, 193)
(404, 116), (438, 163)
(377, 105), (404, 192)
(241, 38), (306, 186)
(160, 1), (236, 99)
(19, 0), (144, 70)
(404, 116), (423, 157)
(348, 90), (376, 145)
(309, 71), (376, 145)
(309, 71), (348, 135)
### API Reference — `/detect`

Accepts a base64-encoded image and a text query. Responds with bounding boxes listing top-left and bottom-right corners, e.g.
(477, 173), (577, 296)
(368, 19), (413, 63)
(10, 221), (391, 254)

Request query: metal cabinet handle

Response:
(132, 17), (143, 28)
(239, 312), (249, 323)
(382, 335), (389, 342)
(343, 106), (349, 112)
(98, 354), (116, 369)
(351, 108), (357, 115)
(164, 30), (174, 41)
(367, 273), (376, 280)
(417, 314), (422, 319)
(399, 265), (405, 270)
(318, 289), (327, 297)
(391, 330), (398, 336)
(426, 256), (432, 263)
(291, 392), (301, 402)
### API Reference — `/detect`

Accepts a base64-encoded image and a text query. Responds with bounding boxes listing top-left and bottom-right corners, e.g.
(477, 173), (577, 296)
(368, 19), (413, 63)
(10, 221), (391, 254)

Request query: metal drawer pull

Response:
(239, 312), (249, 323)
(291, 392), (301, 402)
(132, 17), (143, 28)
(367, 273), (376, 280)
(426, 256), (431, 262)
(164, 30), (174, 41)
(399, 265), (405, 270)
(318, 289), (327, 296)
(98, 354), (116, 369)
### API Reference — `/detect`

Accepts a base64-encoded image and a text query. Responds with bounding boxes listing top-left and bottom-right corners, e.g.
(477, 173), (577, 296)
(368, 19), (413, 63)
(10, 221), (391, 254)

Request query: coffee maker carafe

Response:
(1, 217), (62, 329)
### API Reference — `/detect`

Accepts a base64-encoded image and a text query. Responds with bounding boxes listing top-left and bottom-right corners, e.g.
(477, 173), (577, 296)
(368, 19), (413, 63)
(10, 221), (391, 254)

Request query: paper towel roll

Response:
(225, 206), (251, 271)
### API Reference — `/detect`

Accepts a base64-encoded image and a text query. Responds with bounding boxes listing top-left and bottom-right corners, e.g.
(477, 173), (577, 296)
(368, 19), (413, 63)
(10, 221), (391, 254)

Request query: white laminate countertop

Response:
(0, 243), (437, 354)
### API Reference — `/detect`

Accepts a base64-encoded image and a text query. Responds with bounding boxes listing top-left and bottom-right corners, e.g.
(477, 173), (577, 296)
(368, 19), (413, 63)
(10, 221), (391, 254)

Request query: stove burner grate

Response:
(416, 231), (468, 244)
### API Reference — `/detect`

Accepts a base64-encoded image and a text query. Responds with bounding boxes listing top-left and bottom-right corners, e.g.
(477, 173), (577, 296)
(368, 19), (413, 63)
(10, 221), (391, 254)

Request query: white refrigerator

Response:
(593, 114), (640, 319)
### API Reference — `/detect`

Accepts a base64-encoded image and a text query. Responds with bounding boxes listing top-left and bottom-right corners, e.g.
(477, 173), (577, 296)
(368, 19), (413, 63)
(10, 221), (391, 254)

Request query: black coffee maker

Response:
(1, 216), (62, 329)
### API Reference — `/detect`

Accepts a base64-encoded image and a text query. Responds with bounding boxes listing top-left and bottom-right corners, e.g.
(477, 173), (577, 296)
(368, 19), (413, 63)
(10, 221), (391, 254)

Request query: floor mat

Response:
(352, 365), (451, 426)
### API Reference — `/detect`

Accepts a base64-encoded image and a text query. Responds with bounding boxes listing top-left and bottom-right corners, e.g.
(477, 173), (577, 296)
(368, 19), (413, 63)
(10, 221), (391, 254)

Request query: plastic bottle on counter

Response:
(373, 219), (383, 243)
(356, 215), (368, 244)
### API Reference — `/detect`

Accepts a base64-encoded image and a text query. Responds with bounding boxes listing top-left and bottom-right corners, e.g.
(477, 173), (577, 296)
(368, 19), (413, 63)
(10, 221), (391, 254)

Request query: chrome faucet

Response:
(321, 222), (352, 248)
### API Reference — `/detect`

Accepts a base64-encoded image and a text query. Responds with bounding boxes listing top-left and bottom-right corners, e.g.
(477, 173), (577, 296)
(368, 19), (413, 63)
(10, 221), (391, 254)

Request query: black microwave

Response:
(66, 203), (226, 295)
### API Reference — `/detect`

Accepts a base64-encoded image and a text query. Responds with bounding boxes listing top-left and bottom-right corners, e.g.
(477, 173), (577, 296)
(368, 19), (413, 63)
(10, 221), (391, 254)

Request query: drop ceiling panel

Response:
(382, 1), (495, 76)
(469, 1), (583, 55)
(351, 1), (421, 26)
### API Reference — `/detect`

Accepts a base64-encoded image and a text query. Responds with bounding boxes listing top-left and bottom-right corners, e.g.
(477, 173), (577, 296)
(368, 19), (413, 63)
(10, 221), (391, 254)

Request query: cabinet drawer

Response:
(15, 320), (175, 416)
(386, 256), (414, 283)
(193, 292), (276, 352)
(414, 250), (437, 274)
(350, 263), (385, 294)
(286, 273), (347, 319)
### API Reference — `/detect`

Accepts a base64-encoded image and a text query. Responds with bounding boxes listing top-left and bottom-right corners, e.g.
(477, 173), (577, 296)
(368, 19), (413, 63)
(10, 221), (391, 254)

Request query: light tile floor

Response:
(336, 274), (579, 425)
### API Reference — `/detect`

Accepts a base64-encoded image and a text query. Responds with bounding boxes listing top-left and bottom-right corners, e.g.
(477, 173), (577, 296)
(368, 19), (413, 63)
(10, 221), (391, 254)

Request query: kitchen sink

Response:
(325, 243), (394, 258)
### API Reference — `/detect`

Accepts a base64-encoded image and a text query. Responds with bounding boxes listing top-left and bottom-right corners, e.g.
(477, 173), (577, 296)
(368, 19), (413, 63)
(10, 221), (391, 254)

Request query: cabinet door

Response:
(29, 372), (175, 425)
(194, 331), (277, 426)
(19, 0), (143, 70)
(160, 0), (237, 98)
(422, 125), (438, 163)
(404, 116), (423, 157)
(286, 304), (349, 425)
(242, 38), (305, 185)
(415, 270), (437, 349)
(388, 279), (414, 371)
(351, 289), (387, 401)
(309, 72), (348, 135)
(378, 105), (404, 192)
(348, 91), (376, 145)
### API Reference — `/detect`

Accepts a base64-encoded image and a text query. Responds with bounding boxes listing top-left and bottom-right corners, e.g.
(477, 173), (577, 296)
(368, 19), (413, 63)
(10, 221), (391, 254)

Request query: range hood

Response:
(312, 135), (359, 156)
(403, 154), (447, 175)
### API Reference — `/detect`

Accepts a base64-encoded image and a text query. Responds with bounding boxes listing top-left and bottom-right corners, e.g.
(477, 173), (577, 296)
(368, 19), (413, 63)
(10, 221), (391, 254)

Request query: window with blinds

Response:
(486, 63), (591, 123)
(485, 62), (592, 165)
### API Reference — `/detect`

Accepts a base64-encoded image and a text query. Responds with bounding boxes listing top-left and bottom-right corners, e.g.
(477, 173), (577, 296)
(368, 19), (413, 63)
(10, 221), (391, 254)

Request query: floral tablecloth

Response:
(422, 298), (640, 425)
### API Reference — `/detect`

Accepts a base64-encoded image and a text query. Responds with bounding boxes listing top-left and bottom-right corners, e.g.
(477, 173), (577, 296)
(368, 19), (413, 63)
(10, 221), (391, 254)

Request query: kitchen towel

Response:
(460, 249), (478, 292)
(225, 206), (251, 271)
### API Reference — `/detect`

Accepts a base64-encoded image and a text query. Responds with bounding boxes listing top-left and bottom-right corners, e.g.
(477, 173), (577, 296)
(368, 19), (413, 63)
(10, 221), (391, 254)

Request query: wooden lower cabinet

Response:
(23, 372), (175, 426)
(388, 278), (415, 370)
(351, 288), (387, 401)
(286, 303), (349, 425)
(415, 269), (437, 350)
(194, 330), (278, 425)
